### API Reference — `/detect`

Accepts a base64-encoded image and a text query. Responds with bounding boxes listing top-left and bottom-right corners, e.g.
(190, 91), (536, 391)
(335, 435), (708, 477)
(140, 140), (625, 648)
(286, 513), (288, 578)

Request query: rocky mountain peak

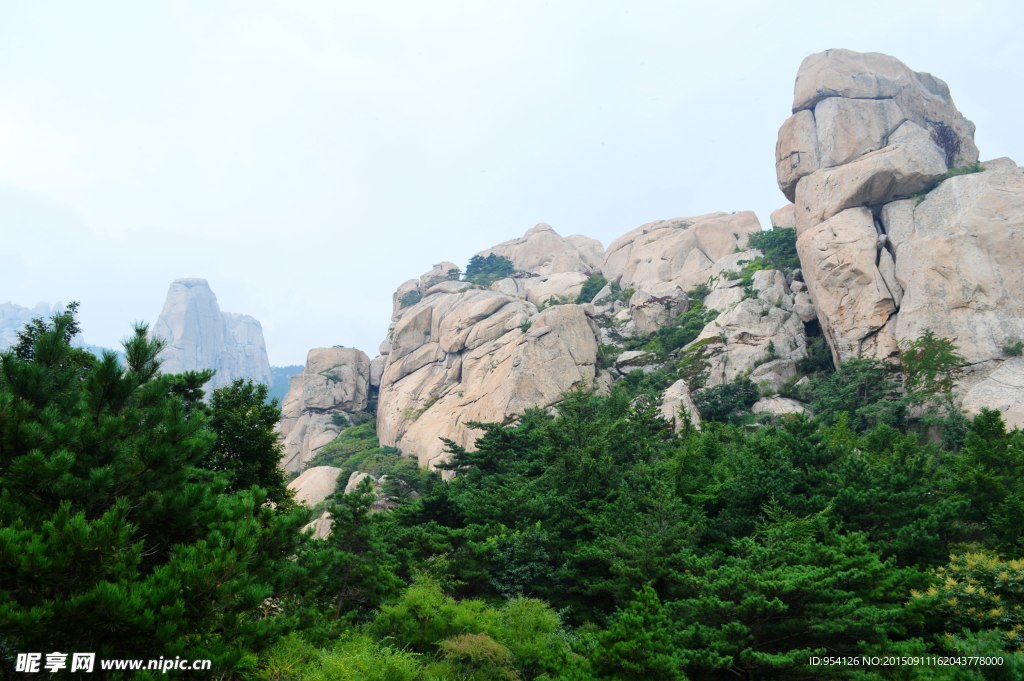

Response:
(777, 48), (1024, 427)
(151, 278), (272, 391)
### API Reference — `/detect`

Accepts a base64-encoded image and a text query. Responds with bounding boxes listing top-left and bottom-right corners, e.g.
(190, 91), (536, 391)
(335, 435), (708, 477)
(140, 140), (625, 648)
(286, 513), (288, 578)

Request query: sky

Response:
(2, 1), (1022, 366)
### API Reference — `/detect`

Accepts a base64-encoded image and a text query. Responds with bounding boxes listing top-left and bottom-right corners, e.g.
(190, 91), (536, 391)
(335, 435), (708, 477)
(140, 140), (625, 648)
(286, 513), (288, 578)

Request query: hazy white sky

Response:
(2, 0), (1022, 365)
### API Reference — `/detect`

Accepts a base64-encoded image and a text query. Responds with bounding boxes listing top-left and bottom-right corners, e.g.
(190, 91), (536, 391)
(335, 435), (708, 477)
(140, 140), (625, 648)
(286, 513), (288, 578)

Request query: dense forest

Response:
(1, 306), (1022, 680)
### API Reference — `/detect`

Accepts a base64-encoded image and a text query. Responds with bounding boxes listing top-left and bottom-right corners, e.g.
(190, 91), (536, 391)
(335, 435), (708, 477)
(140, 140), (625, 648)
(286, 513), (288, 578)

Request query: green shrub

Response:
(464, 254), (516, 286)
(1004, 340), (1024, 357)
(399, 290), (422, 308)
(746, 227), (800, 272)
(694, 376), (759, 423)
(576, 274), (608, 304)
(796, 334), (834, 374)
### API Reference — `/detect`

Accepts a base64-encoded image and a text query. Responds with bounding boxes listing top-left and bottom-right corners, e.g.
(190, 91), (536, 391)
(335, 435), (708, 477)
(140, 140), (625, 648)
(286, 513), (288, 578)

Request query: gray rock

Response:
(151, 278), (272, 391)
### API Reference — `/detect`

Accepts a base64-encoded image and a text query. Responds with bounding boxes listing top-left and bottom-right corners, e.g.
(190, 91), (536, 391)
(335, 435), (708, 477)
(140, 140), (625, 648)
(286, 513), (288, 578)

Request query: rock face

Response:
(777, 48), (978, 204)
(377, 284), (599, 468)
(278, 347), (371, 472)
(287, 466), (343, 506)
(479, 223), (604, 276)
(151, 279), (272, 391)
(776, 49), (1024, 426)
(603, 212), (762, 293)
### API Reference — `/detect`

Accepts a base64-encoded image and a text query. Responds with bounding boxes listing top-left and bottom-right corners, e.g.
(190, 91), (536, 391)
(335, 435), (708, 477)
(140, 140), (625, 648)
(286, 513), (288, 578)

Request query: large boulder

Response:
(151, 278), (272, 391)
(287, 466), (343, 506)
(477, 223), (604, 276)
(796, 207), (898, 361)
(277, 347), (371, 472)
(603, 212), (762, 294)
(777, 49), (978, 204)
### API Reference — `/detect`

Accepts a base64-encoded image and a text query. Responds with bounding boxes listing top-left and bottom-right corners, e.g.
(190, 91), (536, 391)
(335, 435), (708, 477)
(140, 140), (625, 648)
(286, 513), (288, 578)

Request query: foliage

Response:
(399, 290), (423, 308)
(537, 295), (574, 311)
(796, 333), (834, 375)
(464, 254), (516, 286)
(746, 227), (800, 272)
(8, 308), (1024, 680)
(624, 294), (717, 358)
(899, 329), (965, 400)
(912, 551), (1024, 657)
(0, 307), (314, 673)
(1004, 340), (1024, 357)
(305, 421), (434, 498)
(694, 376), (759, 423)
(809, 357), (904, 432)
(576, 274), (609, 304)
(205, 378), (289, 502)
(722, 256), (772, 291)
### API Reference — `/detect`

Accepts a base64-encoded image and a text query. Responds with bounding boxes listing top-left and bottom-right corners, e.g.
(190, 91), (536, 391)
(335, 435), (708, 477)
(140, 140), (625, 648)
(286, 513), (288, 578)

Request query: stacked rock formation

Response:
(278, 347), (371, 472)
(775, 49), (1024, 426)
(375, 226), (603, 469)
(151, 278), (272, 391)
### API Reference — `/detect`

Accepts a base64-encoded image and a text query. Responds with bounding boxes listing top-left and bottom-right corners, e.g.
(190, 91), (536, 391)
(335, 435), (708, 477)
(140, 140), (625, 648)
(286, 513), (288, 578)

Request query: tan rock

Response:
(377, 287), (599, 468)
(660, 379), (701, 431)
(287, 466), (343, 506)
(692, 294), (808, 388)
(886, 161), (1024, 366)
(478, 223), (604, 276)
(960, 360), (1024, 429)
(793, 49), (978, 166)
(770, 204), (796, 228)
(794, 121), (948, 232)
(752, 396), (808, 417)
(813, 97), (905, 168)
(277, 347), (371, 472)
(628, 283), (689, 335)
(522, 272), (589, 306)
(796, 207), (897, 361)
(420, 262), (461, 289)
(603, 212), (762, 293)
(775, 110), (819, 202)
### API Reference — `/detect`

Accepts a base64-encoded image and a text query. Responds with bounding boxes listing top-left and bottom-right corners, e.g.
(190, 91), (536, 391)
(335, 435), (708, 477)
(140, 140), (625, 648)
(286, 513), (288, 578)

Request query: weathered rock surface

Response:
(883, 160), (1024, 365)
(778, 49), (978, 207)
(691, 276), (807, 389)
(603, 212), (762, 293)
(287, 466), (343, 506)
(660, 379), (701, 432)
(752, 396), (809, 417)
(478, 223), (604, 276)
(793, 121), (948, 232)
(278, 347), (371, 472)
(796, 207), (898, 361)
(151, 278), (272, 391)
(777, 49), (1024, 426)
(377, 281), (599, 468)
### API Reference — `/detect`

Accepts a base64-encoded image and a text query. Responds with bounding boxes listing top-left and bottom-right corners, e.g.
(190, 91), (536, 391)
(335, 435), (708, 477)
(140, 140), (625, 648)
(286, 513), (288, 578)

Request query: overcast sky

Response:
(2, 1), (1022, 365)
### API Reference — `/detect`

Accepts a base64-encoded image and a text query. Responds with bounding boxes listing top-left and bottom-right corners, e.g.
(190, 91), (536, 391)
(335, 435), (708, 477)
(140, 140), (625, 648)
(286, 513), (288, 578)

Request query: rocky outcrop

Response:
(288, 466), (343, 506)
(377, 278), (599, 469)
(478, 223), (604, 276)
(278, 347), (371, 472)
(776, 49), (1024, 426)
(777, 48), (978, 204)
(660, 379), (701, 432)
(151, 278), (272, 391)
(689, 269), (808, 391)
(603, 212), (762, 294)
